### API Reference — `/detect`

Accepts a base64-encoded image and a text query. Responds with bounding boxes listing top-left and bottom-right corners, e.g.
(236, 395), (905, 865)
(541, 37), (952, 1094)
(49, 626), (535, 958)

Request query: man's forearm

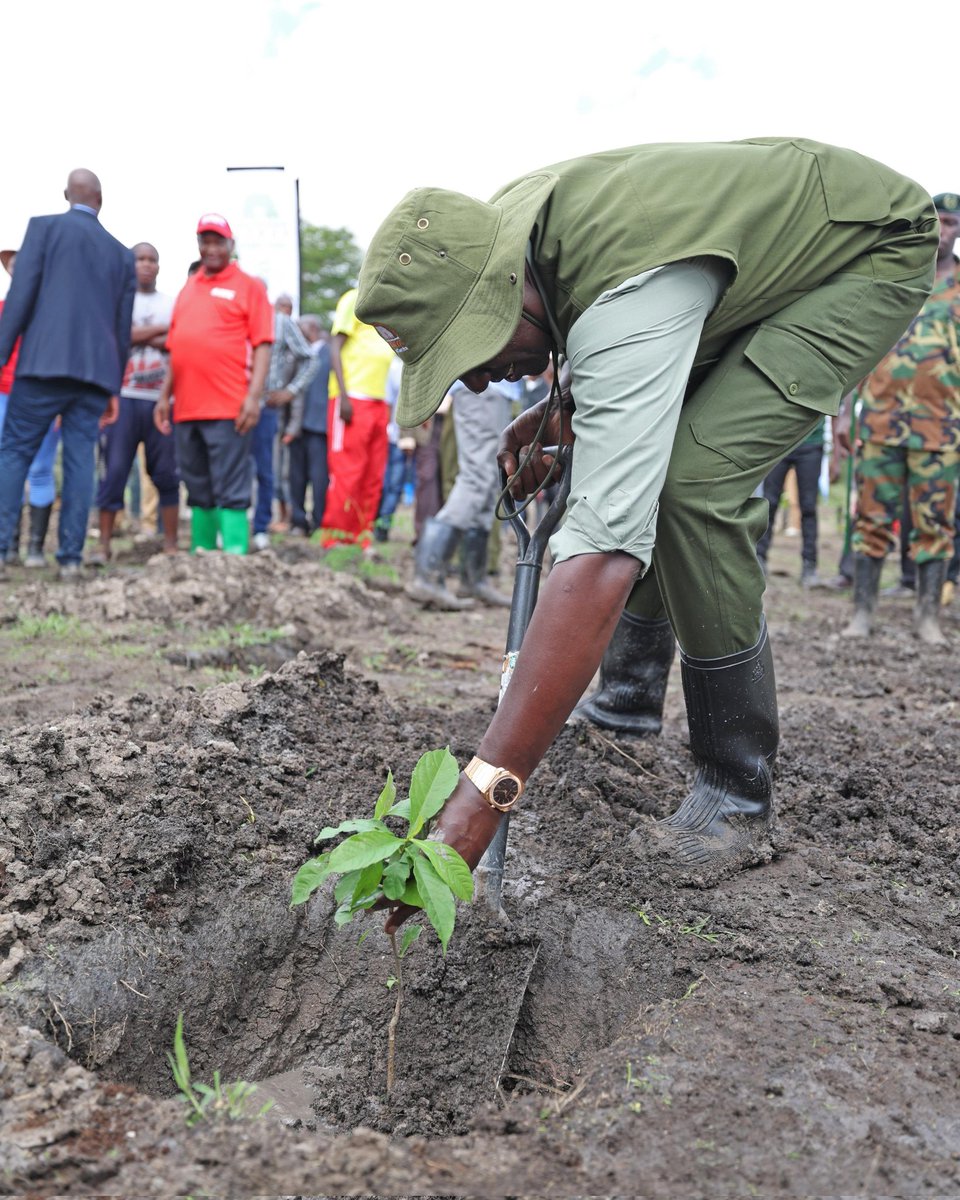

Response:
(476, 550), (641, 778)
(247, 343), (272, 398)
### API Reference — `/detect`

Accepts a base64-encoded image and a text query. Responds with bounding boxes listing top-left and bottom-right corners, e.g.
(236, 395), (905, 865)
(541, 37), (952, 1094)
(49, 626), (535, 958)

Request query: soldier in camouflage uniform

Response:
(843, 193), (960, 645)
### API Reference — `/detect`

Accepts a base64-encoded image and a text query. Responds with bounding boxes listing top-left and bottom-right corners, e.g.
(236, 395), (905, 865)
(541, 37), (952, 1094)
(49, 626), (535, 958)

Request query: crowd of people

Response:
(0, 169), (540, 597)
(0, 150), (955, 901)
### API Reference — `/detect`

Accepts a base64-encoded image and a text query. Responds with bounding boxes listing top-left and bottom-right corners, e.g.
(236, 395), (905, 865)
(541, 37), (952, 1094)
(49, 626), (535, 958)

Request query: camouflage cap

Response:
(933, 193), (960, 214)
(355, 173), (556, 428)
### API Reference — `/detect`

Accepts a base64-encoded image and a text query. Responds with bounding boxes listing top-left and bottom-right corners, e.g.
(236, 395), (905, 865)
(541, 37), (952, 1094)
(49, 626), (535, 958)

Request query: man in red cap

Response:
(155, 214), (273, 554)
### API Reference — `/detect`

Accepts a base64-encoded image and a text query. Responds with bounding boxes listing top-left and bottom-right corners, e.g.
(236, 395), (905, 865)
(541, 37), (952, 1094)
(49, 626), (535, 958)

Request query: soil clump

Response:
(1, 530), (959, 1196)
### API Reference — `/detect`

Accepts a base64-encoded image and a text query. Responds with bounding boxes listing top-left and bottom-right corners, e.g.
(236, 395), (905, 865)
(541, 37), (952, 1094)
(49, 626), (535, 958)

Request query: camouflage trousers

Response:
(852, 440), (960, 562)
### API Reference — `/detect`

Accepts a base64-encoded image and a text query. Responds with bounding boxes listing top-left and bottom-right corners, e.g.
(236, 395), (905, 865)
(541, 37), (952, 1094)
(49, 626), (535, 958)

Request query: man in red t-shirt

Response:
(155, 214), (273, 554)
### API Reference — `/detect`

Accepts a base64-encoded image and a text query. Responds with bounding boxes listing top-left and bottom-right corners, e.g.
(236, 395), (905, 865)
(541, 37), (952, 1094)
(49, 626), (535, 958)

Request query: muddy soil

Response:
(1, 518), (959, 1197)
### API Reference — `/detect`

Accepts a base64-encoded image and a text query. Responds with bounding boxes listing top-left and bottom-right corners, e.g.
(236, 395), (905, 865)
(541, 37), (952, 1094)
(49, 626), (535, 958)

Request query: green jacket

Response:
(494, 138), (934, 371)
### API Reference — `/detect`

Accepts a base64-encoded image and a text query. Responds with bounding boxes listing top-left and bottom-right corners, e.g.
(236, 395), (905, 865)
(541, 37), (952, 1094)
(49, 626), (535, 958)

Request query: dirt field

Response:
(1, 511), (959, 1197)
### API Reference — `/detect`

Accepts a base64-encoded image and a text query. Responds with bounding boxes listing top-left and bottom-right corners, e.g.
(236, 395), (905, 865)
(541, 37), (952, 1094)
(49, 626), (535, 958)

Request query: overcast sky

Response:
(1, 0), (944, 301)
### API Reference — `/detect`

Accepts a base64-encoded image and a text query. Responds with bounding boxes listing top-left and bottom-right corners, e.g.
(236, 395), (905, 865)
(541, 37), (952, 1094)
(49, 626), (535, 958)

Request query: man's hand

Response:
(497, 398), (575, 499)
(235, 393), (261, 435)
(100, 395), (119, 428)
(266, 388), (294, 408)
(281, 431), (297, 445)
(381, 775), (503, 934)
(338, 396), (354, 425)
(154, 395), (172, 435)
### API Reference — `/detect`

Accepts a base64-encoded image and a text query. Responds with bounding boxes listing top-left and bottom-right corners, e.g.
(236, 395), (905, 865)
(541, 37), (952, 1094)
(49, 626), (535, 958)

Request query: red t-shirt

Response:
(167, 262), (273, 421)
(0, 300), (21, 395)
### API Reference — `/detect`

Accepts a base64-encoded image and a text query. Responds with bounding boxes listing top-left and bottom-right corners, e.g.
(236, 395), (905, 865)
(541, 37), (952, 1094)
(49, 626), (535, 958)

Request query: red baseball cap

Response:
(196, 213), (233, 239)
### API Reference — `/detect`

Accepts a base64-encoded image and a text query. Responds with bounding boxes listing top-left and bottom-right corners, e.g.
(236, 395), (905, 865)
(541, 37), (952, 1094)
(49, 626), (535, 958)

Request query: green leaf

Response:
(414, 840), (474, 902)
(400, 878), (423, 908)
(399, 925), (422, 957)
(333, 903), (355, 926)
(408, 748), (460, 838)
(314, 818), (386, 842)
(374, 770), (396, 819)
(351, 860), (384, 908)
(413, 855), (456, 953)
(334, 870), (361, 904)
(382, 856), (412, 901)
(329, 829), (404, 872)
(387, 796), (411, 821)
(170, 1012), (191, 1090)
(290, 853), (334, 906)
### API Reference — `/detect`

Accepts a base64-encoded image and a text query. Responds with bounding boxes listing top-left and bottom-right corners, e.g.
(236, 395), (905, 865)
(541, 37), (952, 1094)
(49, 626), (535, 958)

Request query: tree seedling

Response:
(291, 747), (473, 1092)
(167, 1012), (273, 1126)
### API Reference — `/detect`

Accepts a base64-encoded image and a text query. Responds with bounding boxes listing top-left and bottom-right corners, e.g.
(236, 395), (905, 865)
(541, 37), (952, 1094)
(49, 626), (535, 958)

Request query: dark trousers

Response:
(0, 375), (109, 565)
(377, 443), (407, 526)
(287, 430), (328, 532)
(756, 442), (823, 568)
(174, 419), (252, 510)
(250, 404), (278, 533)
(96, 396), (179, 510)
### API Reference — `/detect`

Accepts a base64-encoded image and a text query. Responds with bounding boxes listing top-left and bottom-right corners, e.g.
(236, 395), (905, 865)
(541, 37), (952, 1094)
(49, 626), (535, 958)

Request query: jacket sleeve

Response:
(114, 248), (136, 373)
(284, 319), (319, 397)
(0, 218), (44, 366)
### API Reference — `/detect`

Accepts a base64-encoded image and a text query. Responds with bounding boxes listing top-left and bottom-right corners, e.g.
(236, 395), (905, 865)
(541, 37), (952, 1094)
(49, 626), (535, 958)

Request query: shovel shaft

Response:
(477, 445), (572, 909)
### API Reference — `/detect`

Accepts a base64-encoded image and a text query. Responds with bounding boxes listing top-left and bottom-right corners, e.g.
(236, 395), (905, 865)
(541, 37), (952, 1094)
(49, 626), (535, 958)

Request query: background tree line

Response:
(299, 221), (363, 327)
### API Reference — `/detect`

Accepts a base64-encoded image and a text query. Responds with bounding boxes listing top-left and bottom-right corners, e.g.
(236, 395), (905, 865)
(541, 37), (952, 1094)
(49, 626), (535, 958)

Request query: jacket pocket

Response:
(744, 325), (845, 416)
(812, 145), (892, 223)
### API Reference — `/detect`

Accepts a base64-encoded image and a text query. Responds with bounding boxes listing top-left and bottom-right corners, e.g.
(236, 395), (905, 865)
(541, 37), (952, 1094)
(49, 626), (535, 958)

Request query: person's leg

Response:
(907, 446), (958, 644)
(140, 398), (180, 553)
(207, 419), (253, 554)
(250, 404), (276, 543)
(755, 455), (791, 567)
(375, 442), (407, 540)
(92, 396), (139, 563)
(0, 378), (61, 565)
(842, 441), (902, 637)
(22, 417), (61, 567)
(793, 441), (824, 582)
(308, 432), (329, 531)
(173, 421), (218, 551)
(138, 442), (160, 536)
(357, 401), (390, 544)
(413, 419), (443, 542)
(56, 384), (112, 567)
(287, 435), (310, 533)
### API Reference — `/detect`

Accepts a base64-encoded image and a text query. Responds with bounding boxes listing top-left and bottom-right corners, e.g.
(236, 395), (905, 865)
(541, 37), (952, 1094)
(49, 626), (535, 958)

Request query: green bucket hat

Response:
(355, 172), (557, 428)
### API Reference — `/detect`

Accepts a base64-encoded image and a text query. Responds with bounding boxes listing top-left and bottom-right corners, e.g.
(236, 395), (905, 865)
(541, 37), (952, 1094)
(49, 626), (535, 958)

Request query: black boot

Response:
(575, 612), (675, 736)
(406, 517), (474, 610)
(914, 559), (947, 646)
(657, 621), (778, 872)
(459, 528), (511, 607)
(24, 504), (52, 569)
(841, 554), (883, 638)
(4, 507), (22, 564)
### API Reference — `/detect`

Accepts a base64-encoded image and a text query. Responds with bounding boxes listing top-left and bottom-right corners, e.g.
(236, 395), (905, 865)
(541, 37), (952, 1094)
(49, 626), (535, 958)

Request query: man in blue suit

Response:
(0, 168), (136, 578)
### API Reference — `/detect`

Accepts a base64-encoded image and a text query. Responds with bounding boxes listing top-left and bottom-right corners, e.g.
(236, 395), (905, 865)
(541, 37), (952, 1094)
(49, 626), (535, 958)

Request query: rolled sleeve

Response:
(549, 260), (726, 568)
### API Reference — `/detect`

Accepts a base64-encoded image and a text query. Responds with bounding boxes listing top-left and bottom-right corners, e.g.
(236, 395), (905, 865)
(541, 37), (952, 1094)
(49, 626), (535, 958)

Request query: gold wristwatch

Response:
(463, 756), (524, 812)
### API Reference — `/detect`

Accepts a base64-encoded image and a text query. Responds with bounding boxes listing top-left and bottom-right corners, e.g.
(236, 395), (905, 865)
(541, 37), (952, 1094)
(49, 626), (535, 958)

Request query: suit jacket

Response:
(0, 207), (136, 395)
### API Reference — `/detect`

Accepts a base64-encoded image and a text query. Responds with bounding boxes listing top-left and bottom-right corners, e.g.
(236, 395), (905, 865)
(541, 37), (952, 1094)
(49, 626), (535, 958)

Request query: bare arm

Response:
(236, 342), (272, 434)
(330, 333), (352, 424)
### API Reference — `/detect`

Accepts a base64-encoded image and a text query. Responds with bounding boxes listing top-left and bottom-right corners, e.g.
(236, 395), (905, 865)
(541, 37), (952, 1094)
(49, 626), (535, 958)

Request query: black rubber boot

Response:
(24, 504), (52, 569)
(841, 554), (883, 638)
(914, 559), (947, 646)
(4, 507), (22, 564)
(406, 517), (474, 611)
(656, 621), (778, 872)
(459, 528), (511, 607)
(575, 612), (675, 736)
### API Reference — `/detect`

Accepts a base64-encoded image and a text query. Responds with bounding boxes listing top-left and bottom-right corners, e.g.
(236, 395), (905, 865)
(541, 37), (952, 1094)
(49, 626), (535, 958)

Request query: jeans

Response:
(250, 404), (278, 533)
(0, 390), (61, 507)
(0, 376), (109, 565)
(376, 443), (407, 527)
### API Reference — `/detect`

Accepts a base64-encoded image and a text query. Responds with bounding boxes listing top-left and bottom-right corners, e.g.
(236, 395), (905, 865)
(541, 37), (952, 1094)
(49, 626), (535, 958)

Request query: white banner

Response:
(222, 167), (299, 311)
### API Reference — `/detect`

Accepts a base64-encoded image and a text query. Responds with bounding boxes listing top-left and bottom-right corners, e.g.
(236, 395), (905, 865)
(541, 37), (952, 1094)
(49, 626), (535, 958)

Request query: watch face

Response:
(492, 774), (521, 808)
